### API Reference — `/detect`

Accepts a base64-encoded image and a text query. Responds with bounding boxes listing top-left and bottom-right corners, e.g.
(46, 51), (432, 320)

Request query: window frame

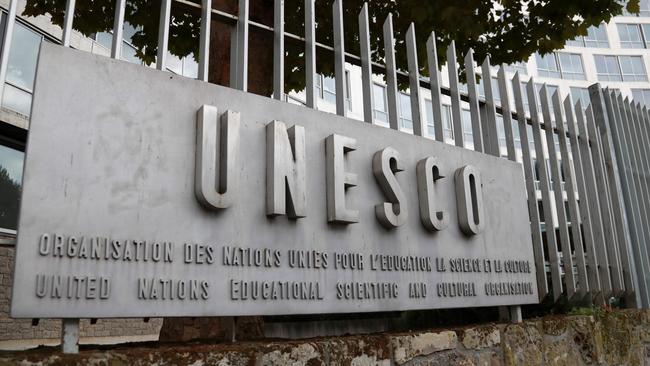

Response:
(568, 24), (609, 48)
(535, 52), (586, 80)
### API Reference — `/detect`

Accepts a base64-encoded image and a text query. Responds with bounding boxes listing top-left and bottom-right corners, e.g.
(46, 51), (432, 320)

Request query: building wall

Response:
(0, 238), (162, 344)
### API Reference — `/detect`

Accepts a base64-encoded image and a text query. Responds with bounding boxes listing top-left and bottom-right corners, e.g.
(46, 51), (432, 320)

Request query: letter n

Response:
(266, 120), (306, 218)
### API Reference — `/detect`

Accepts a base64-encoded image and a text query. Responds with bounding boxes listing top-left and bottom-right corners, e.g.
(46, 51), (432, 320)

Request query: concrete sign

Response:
(12, 44), (538, 318)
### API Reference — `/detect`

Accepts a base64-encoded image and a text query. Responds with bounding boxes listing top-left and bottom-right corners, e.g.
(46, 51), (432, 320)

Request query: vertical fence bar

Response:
(464, 49), (483, 152)
(234, 0), (249, 90)
(426, 33), (444, 142)
(304, 0), (316, 108)
(604, 97), (637, 301)
(633, 103), (650, 305)
(111, 0), (126, 59)
(526, 79), (563, 300)
(332, 0), (346, 116)
(539, 86), (577, 300)
(640, 106), (650, 226)
(273, 0), (284, 100)
(585, 104), (621, 297)
(0, 0), (18, 102)
(156, 0), (172, 70)
(358, 3), (373, 123)
(595, 128), (626, 295)
(383, 14), (399, 130)
(447, 41), (464, 147)
(567, 99), (602, 302)
(576, 104), (612, 301)
(62, 0), (76, 47)
(590, 86), (631, 296)
(198, 0), (212, 81)
(613, 93), (649, 307)
(552, 93), (589, 299)
(512, 73), (548, 300)
(406, 23), (423, 136)
(481, 58), (500, 157)
(632, 103), (650, 229)
(629, 101), (650, 301)
(497, 66), (516, 160)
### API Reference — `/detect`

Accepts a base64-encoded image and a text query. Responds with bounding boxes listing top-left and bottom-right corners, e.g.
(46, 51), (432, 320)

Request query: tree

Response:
(24, 0), (640, 96)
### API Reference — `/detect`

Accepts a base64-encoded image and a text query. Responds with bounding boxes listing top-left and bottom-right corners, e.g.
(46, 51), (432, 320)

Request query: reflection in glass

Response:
(6, 23), (40, 91)
(398, 93), (412, 130)
(2, 84), (32, 116)
(0, 144), (24, 231)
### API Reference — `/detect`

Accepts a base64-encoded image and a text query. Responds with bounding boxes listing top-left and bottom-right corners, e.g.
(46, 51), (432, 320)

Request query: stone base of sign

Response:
(159, 316), (265, 342)
(0, 244), (162, 344)
(2, 309), (650, 365)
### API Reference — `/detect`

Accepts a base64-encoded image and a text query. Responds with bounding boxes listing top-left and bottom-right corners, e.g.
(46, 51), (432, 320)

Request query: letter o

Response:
(454, 165), (485, 235)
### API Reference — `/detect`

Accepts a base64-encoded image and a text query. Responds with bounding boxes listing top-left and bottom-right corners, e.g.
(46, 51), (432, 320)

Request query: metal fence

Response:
(2, 0), (650, 309)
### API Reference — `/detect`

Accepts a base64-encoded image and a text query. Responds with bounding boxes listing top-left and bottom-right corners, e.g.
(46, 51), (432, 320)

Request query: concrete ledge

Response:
(1, 309), (649, 365)
(0, 334), (159, 351)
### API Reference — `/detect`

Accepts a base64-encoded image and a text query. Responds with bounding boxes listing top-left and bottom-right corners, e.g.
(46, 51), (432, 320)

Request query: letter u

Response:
(195, 105), (241, 209)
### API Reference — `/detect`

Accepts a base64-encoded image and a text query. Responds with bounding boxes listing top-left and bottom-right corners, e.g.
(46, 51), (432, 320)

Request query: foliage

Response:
(23, 0), (640, 92)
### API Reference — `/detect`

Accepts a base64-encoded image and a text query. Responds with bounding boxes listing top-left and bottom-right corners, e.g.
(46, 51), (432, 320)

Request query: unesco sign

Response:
(11, 44), (538, 318)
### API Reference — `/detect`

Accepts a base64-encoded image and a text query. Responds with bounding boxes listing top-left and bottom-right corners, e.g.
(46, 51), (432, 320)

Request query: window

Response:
(620, 56), (648, 81)
(594, 55), (623, 81)
(568, 24), (609, 48)
(462, 109), (473, 150)
(316, 74), (351, 110)
(424, 101), (454, 141)
(617, 24), (645, 48)
(535, 54), (561, 78)
(424, 100), (434, 136)
(570, 87), (591, 110)
(558, 54), (586, 80)
(632, 89), (650, 107)
(478, 77), (501, 104)
(317, 75), (336, 104)
(93, 22), (144, 65)
(0, 142), (23, 232)
(505, 62), (528, 75)
(2, 22), (42, 116)
(624, 0), (650, 16)
(399, 93), (413, 130)
(536, 53), (585, 80)
(166, 54), (199, 78)
(593, 55), (645, 82)
(373, 84), (388, 124)
(535, 83), (559, 115)
(496, 115), (506, 156)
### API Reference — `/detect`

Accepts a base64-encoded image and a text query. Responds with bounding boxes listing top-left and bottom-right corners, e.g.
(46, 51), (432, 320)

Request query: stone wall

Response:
(0, 244), (162, 342)
(2, 309), (650, 365)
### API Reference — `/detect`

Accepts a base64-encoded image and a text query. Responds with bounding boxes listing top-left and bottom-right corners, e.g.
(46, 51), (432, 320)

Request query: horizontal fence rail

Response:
(3, 0), (650, 310)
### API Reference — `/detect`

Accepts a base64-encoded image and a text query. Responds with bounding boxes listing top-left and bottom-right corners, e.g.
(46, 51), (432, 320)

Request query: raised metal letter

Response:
(326, 134), (359, 223)
(195, 106), (240, 209)
(417, 157), (448, 231)
(455, 165), (484, 235)
(266, 120), (306, 218)
(373, 147), (407, 228)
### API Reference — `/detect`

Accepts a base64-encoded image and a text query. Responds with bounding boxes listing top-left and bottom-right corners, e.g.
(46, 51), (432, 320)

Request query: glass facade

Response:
(568, 24), (609, 48)
(3, 22), (41, 116)
(536, 53), (585, 80)
(632, 88), (650, 105)
(0, 142), (23, 231)
(618, 23), (645, 48)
